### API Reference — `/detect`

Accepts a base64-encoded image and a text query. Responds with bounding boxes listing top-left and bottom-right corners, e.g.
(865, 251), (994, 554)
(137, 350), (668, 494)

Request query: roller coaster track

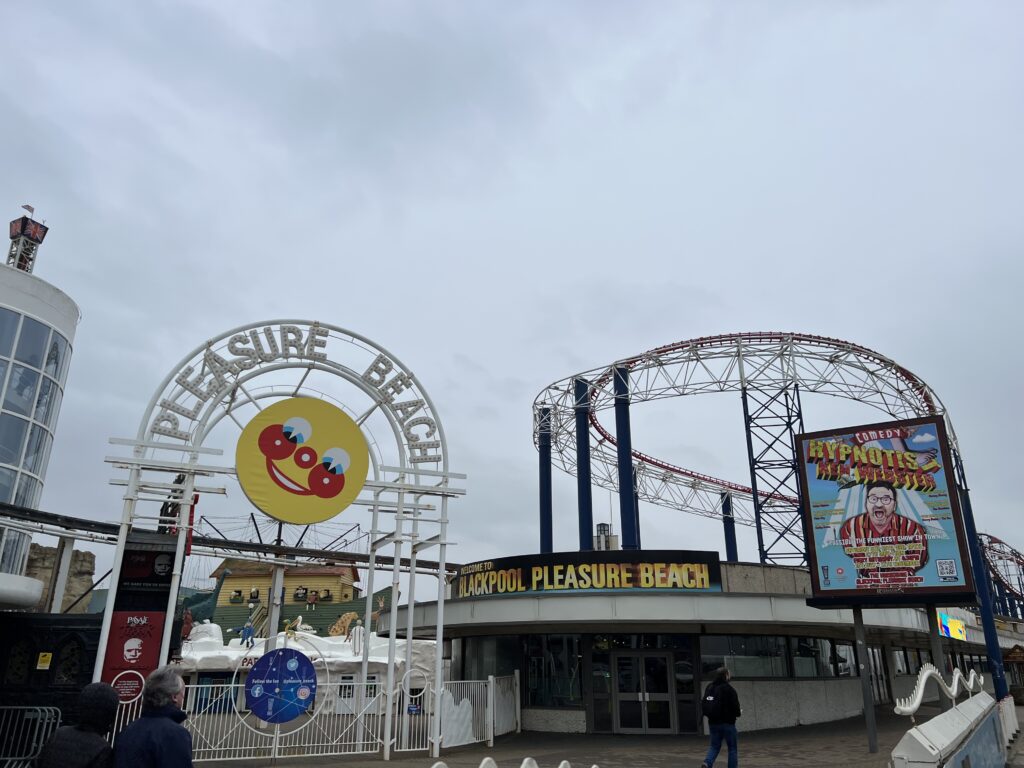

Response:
(980, 532), (1024, 602)
(534, 331), (957, 532)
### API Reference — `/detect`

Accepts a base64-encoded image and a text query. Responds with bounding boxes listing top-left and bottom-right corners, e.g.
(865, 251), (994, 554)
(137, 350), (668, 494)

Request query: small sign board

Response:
(245, 647), (317, 724)
(36, 652), (52, 671)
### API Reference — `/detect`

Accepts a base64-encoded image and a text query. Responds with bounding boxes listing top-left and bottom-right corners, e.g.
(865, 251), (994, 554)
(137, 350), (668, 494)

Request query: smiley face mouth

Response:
(266, 458), (313, 495)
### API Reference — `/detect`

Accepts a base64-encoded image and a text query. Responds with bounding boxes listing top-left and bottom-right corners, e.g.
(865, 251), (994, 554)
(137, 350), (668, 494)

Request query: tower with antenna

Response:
(0, 204), (80, 611)
(7, 205), (49, 274)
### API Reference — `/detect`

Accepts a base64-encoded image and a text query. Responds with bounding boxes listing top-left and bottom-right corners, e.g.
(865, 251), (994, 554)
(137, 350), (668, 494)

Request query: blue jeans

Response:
(704, 722), (738, 768)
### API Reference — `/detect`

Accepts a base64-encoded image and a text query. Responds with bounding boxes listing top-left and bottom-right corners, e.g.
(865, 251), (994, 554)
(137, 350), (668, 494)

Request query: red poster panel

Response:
(100, 610), (167, 689)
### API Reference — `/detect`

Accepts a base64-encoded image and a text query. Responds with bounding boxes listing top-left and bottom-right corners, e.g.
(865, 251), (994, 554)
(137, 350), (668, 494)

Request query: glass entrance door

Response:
(612, 652), (675, 734)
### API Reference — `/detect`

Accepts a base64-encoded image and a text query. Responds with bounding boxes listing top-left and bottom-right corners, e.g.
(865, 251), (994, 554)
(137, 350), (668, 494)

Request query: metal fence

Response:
(105, 672), (521, 762)
(0, 706), (61, 768)
(440, 680), (489, 748)
(492, 672), (521, 738)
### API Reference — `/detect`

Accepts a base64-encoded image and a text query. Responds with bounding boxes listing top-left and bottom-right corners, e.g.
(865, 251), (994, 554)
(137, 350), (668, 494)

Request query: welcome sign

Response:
(451, 549), (722, 600)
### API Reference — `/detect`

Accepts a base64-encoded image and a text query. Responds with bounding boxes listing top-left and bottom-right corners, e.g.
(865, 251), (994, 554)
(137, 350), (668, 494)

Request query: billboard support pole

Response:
(852, 607), (878, 753)
(925, 608), (952, 712)
(953, 451), (1009, 700)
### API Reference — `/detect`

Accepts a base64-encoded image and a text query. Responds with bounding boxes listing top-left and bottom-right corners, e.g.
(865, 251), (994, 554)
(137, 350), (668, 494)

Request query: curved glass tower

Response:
(0, 214), (79, 604)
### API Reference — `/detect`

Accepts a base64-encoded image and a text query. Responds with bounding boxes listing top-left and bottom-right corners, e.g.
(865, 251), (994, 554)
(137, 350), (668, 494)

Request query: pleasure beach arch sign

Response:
(95, 319), (464, 758)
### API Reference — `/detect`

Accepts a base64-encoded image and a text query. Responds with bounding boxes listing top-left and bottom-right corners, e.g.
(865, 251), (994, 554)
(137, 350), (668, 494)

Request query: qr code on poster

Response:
(937, 559), (958, 581)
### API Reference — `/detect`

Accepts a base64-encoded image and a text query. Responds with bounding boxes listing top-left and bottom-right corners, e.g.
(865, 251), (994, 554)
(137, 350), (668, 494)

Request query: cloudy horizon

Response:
(1, 1), (1021, 597)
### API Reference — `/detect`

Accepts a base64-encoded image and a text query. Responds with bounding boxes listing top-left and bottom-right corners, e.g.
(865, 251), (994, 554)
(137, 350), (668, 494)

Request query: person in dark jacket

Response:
(113, 666), (193, 768)
(36, 682), (119, 768)
(701, 666), (741, 768)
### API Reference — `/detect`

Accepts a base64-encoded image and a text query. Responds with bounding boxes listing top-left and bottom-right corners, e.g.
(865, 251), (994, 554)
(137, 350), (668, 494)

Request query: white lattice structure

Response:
(534, 332), (956, 530)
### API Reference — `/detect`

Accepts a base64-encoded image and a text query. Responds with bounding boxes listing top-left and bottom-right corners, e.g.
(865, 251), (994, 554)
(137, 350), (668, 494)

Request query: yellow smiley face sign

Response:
(235, 398), (369, 525)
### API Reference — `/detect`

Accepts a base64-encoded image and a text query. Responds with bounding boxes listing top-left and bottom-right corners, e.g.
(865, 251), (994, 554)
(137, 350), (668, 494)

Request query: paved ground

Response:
(204, 701), (1012, 768)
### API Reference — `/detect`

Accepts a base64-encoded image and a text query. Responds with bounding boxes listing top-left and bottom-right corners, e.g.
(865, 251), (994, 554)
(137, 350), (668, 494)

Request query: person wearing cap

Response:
(35, 682), (118, 768)
(113, 666), (193, 768)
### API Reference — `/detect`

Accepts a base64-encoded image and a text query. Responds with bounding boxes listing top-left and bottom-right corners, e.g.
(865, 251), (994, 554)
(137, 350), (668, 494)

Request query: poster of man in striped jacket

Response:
(838, 479), (928, 578)
(797, 416), (976, 603)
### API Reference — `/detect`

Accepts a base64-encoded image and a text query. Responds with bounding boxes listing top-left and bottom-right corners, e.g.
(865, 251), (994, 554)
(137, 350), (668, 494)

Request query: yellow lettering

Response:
(531, 566), (544, 591)
(607, 565), (621, 589)
(578, 564), (592, 589)
(564, 565), (579, 590)
(551, 564), (564, 590)
(695, 564), (710, 589)
(639, 563), (654, 588)
(682, 565), (696, 588)
(668, 564), (684, 588)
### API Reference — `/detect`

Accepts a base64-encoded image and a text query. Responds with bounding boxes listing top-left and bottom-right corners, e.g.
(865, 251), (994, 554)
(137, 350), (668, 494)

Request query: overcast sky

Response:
(2, 1), (1022, 593)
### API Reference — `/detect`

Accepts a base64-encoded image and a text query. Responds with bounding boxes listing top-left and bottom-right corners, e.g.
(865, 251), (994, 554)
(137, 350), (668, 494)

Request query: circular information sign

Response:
(110, 670), (145, 703)
(244, 647), (317, 724)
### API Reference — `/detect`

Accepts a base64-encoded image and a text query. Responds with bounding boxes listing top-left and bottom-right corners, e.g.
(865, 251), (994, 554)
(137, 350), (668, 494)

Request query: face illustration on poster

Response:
(153, 554), (173, 577)
(123, 638), (143, 663)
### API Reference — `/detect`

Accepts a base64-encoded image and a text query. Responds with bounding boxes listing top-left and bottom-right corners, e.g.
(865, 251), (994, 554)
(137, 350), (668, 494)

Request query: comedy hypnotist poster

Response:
(796, 416), (976, 606)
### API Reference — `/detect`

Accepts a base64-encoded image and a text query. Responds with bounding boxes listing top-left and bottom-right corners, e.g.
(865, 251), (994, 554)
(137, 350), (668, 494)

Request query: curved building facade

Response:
(0, 250), (79, 607)
(392, 556), (1022, 735)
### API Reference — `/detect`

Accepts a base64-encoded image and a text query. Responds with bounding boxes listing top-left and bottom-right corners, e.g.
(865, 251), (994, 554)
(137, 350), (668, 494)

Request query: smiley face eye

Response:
(321, 448), (350, 476)
(282, 417), (312, 444)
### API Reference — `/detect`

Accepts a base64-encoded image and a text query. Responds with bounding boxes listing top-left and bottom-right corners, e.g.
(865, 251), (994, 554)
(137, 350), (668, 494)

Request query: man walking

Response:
(114, 666), (193, 768)
(701, 666), (741, 768)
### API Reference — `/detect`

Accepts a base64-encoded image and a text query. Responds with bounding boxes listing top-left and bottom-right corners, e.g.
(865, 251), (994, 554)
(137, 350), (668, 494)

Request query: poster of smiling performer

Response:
(796, 416), (976, 606)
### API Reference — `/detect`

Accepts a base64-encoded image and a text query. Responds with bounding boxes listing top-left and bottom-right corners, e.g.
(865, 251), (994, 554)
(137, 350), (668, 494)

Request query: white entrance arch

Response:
(95, 319), (464, 759)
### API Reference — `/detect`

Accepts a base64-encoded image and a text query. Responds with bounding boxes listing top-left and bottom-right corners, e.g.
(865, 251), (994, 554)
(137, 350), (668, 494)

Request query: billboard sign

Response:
(451, 549), (722, 600)
(797, 416), (975, 607)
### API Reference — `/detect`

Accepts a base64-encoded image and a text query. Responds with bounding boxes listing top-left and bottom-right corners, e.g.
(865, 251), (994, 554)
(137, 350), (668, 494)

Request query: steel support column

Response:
(721, 492), (738, 562)
(740, 384), (806, 564)
(613, 366), (638, 550)
(996, 580), (1010, 617)
(574, 378), (593, 551)
(632, 465), (642, 550)
(538, 407), (553, 554)
(954, 452), (1009, 700)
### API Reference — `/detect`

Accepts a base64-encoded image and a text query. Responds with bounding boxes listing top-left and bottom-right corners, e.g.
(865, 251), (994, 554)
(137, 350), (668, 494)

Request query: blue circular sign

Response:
(244, 647), (317, 724)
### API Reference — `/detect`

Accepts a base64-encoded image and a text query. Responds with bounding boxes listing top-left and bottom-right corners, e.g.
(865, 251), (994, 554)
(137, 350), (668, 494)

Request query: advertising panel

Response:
(100, 610), (167, 692)
(101, 538), (176, 687)
(797, 416), (976, 607)
(451, 549), (721, 600)
(937, 610), (967, 640)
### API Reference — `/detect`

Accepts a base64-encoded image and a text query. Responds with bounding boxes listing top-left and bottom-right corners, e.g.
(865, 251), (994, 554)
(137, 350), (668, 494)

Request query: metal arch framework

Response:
(534, 332), (956, 563)
(94, 319), (464, 760)
(980, 533), (1024, 610)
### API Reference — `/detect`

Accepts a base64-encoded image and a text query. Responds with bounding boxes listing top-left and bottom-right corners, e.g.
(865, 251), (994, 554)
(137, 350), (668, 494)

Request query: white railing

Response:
(393, 684), (435, 753)
(111, 679), (384, 761)
(892, 663), (984, 716)
(107, 671), (522, 761)
(0, 706), (61, 765)
(433, 759), (599, 768)
(442, 680), (490, 748)
(998, 695), (1021, 748)
(492, 672), (521, 737)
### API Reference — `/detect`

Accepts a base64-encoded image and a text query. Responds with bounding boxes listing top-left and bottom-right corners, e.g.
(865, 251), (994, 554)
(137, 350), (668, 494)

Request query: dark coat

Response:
(35, 725), (113, 768)
(704, 681), (742, 725)
(113, 705), (193, 768)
